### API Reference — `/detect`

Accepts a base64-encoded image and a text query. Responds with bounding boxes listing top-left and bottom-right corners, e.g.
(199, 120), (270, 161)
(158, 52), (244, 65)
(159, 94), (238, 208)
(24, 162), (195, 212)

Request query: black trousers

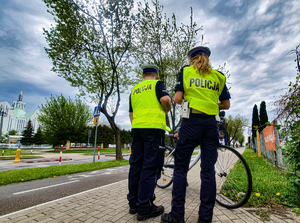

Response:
(127, 128), (165, 214)
(170, 114), (219, 223)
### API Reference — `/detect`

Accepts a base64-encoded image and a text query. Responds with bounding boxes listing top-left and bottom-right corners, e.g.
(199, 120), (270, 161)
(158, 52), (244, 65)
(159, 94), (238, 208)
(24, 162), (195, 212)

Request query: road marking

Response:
(13, 180), (80, 195)
(1, 179), (127, 219)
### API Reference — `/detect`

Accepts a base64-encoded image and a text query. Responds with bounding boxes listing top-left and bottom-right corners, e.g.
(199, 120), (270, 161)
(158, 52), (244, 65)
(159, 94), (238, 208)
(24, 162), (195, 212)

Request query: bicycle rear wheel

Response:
(157, 145), (174, 189)
(215, 145), (252, 209)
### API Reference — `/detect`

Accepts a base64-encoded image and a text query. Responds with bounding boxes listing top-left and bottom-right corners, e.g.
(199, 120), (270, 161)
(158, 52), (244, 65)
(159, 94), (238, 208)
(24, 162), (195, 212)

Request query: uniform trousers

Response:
(170, 114), (219, 223)
(127, 128), (165, 214)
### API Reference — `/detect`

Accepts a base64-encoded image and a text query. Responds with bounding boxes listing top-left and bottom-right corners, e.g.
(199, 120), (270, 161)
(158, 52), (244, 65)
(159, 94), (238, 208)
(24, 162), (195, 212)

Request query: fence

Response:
(253, 121), (285, 169)
(0, 143), (52, 149)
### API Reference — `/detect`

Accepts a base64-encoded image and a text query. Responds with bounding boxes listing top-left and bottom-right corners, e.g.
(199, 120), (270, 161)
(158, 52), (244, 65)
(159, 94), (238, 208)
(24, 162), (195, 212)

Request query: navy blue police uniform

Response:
(170, 68), (231, 223)
(127, 78), (170, 218)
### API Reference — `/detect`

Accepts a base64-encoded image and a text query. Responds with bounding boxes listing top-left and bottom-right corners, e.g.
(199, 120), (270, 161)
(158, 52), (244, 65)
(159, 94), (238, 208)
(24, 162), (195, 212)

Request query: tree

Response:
(120, 129), (131, 144)
(33, 127), (45, 145)
(21, 120), (34, 145)
(274, 44), (300, 205)
(133, 0), (201, 130)
(237, 132), (245, 147)
(259, 101), (269, 132)
(226, 115), (248, 146)
(252, 104), (259, 140)
(38, 94), (92, 147)
(43, 0), (136, 159)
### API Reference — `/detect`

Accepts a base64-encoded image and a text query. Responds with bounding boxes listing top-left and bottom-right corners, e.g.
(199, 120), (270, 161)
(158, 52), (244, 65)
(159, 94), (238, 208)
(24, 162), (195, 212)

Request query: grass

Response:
(228, 148), (297, 208)
(0, 159), (129, 186)
(45, 148), (129, 155)
(0, 149), (45, 160)
(0, 155), (44, 160)
(0, 148), (129, 160)
(1, 149), (37, 156)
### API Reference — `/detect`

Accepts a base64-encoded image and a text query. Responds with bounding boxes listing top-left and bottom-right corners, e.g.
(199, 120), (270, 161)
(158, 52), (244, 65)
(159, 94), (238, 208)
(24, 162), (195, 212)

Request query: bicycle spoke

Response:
(215, 145), (252, 209)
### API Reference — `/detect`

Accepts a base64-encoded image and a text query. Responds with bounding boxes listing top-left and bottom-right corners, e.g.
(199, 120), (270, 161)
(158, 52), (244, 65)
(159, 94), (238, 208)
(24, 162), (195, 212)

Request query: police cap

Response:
(187, 46), (211, 58)
(141, 64), (159, 74)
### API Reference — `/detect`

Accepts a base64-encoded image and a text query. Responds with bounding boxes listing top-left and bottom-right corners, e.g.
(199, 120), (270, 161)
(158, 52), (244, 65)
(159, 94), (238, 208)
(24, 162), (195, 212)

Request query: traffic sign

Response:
(94, 106), (100, 117)
(94, 116), (99, 125)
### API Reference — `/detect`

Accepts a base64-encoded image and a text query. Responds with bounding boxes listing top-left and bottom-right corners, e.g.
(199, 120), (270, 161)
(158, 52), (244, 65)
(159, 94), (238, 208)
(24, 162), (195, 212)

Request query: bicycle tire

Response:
(157, 145), (175, 189)
(215, 145), (252, 209)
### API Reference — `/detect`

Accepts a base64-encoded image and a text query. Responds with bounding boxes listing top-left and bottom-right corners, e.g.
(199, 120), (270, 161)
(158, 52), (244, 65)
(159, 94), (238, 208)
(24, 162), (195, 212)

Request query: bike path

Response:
(1, 157), (298, 223)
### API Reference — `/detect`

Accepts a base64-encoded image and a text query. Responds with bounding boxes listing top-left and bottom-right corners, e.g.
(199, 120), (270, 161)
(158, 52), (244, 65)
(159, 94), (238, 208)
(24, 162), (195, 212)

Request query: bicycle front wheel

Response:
(215, 145), (252, 209)
(157, 145), (174, 189)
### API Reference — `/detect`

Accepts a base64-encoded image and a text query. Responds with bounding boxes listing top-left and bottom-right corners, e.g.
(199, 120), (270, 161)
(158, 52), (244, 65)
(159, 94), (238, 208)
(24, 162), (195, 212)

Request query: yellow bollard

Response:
(14, 149), (21, 163)
(129, 147), (131, 155)
(256, 129), (261, 158)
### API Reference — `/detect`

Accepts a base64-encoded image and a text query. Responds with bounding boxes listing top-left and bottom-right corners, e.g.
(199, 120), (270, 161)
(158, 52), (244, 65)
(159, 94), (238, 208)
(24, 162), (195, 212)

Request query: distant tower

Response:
(18, 91), (23, 101)
(12, 91), (26, 110)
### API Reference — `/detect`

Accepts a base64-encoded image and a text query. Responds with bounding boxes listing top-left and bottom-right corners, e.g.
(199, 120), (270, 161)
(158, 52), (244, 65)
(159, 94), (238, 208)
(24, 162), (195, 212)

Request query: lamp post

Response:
(0, 105), (8, 138)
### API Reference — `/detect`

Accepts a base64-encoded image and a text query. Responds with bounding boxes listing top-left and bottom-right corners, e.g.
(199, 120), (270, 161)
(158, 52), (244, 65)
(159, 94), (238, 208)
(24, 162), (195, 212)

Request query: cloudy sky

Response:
(0, 0), (299, 133)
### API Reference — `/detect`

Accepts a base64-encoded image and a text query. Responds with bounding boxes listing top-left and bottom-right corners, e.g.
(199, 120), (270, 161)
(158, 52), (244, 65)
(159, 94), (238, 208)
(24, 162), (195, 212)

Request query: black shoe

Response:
(197, 217), (211, 223)
(137, 205), (164, 221)
(129, 206), (138, 214)
(161, 213), (184, 223)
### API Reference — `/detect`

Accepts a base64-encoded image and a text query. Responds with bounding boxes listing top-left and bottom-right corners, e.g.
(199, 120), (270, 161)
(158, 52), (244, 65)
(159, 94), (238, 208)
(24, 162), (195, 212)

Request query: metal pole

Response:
(93, 125), (98, 162)
(87, 129), (91, 155)
(0, 114), (4, 137)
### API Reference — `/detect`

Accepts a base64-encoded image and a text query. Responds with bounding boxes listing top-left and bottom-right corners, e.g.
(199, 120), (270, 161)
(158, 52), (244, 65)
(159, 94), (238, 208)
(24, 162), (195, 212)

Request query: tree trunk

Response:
(115, 129), (123, 160)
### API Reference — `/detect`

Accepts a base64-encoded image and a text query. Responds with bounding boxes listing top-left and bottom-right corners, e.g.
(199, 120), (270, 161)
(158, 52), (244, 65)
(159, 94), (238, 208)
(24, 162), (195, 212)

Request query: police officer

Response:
(161, 46), (231, 223)
(128, 64), (171, 221)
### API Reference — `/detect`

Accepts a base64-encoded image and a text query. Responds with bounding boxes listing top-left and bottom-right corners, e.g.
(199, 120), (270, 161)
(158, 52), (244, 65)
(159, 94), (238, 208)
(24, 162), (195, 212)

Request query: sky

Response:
(0, 0), (299, 135)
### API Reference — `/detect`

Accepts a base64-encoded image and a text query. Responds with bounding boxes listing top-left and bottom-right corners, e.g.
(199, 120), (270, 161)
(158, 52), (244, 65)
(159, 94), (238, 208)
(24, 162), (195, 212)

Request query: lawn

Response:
(0, 159), (129, 186)
(0, 148), (129, 160)
(228, 148), (299, 212)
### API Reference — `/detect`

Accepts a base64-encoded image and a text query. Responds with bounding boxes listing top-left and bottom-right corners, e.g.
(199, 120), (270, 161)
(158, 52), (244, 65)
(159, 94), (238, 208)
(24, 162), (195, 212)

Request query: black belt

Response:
(190, 109), (215, 118)
(190, 113), (215, 118)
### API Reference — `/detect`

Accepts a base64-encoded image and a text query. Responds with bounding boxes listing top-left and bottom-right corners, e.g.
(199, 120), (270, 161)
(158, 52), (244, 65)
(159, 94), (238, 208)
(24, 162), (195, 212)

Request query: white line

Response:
(0, 179), (127, 219)
(13, 180), (80, 195)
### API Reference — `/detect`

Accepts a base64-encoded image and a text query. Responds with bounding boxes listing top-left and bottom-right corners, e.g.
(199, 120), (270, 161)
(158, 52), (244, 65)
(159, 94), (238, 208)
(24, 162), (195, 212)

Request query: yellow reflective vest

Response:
(183, 66), (226, 115)
(131, 80), (170, 131)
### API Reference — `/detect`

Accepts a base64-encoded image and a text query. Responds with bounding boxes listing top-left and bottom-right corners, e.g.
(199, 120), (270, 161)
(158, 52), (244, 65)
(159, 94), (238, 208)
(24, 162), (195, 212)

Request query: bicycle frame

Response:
(166, 148), (225, 176)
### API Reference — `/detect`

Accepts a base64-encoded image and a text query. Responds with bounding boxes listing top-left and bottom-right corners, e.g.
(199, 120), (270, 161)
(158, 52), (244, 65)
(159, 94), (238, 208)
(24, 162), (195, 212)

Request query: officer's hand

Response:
(174, 132), (179, 139)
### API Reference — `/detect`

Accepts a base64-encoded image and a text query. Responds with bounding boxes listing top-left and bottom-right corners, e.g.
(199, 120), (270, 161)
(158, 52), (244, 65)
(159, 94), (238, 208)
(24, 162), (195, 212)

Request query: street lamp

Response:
(0, 105), (8, 137)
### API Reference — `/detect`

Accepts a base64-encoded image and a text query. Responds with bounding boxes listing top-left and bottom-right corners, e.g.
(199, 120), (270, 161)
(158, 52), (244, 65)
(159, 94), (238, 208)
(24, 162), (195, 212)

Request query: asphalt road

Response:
(0, 165), (129, 216)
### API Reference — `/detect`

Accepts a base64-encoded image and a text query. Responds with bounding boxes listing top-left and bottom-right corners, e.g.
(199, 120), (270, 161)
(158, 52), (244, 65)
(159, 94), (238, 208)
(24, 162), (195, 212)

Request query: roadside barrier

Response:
(98, 147), (100, 160)
(1, 146), (4, 156)
(59, 145), (63, 165)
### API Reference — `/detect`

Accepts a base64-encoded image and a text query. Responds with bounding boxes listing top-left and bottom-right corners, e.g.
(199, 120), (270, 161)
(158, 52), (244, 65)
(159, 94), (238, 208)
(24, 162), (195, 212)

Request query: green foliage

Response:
(7, 130), (18, 135)
(33, 127), (45, 145)
(87, 125), (131, 147)
(120, 129), (131, 144)
(281, 45), (300, 204)
(21, 120), (34, 145)
(133, 0), (201, 130)
(273, 44), (300, 207)
(38, 94), (92, 147)
(259, 101), (269, 132)
(252, 104), (259, 139)
(43, 0), (137, 159)
(226, 115), (248, 146)
(231, 149), (299, 207)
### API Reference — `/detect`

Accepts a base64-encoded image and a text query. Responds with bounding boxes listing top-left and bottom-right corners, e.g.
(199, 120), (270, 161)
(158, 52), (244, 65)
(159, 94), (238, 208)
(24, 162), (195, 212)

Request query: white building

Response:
(0, 92), (39, 136)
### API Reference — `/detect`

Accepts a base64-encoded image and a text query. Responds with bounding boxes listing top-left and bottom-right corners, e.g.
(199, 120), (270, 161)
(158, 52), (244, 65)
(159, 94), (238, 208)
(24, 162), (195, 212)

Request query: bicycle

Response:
(157, 114), (253, 209)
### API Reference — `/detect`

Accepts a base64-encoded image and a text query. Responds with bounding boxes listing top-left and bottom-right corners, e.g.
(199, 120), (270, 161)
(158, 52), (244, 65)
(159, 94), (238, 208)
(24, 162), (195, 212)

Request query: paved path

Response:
(1, 159), (299, 223)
